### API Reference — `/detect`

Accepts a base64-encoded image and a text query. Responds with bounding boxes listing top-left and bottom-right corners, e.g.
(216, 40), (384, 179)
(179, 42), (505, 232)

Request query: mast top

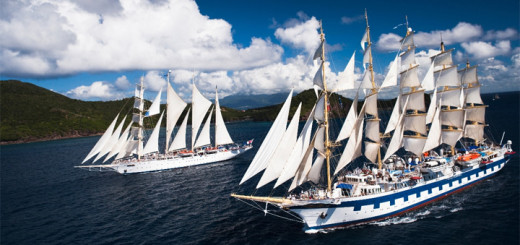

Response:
(440, 34), (445, 52)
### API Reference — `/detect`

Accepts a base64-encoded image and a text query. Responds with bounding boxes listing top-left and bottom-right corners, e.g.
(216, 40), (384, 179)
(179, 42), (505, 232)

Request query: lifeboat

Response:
(457, 152), (481, 162)
(178, 150), (194, 157)
(410, 176), (422, 180)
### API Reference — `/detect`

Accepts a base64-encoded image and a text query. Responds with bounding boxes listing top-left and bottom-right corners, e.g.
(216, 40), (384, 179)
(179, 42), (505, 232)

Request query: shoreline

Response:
(0, 133), (103, 146)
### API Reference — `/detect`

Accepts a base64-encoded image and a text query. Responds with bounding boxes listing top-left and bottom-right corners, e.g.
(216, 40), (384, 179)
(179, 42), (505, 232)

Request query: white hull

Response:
(77, 146), (252, 174)
(286, 152), (511, 232)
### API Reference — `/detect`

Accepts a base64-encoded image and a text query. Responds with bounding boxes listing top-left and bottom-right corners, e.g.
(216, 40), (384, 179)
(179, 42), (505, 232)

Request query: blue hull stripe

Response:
(296, 157), (508, 231)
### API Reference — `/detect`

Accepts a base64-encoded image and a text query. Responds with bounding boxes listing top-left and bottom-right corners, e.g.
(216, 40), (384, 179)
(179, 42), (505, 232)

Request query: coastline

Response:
(0, 132), (103, 146)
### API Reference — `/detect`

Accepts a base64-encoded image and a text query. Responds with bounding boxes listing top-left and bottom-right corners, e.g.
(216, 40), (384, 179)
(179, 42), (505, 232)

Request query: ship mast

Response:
(318, 21), (332, 193)
(364, 10), (383, 170)
(137, 76), (144, 160)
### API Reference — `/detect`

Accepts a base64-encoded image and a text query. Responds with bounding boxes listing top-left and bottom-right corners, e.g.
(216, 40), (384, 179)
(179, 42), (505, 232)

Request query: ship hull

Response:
(79, 147), (252, 174)
(289, 153), (511, 232)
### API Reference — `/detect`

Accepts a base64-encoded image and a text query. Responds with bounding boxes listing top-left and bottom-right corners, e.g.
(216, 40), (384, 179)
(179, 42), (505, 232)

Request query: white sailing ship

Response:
(232, 12), (515, 232)
(76, 74), (253, 174)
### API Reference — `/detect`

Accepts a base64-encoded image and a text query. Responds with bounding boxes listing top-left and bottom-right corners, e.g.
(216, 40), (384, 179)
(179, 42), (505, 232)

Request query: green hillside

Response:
(0, 80), (364, 144)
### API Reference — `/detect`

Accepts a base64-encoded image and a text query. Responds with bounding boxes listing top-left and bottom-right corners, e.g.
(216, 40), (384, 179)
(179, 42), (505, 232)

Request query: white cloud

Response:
(484, 28), (519, 40)
(144, 71), (167, 92)
(114, 75), (131, 90)
(66, 81), (121, 100)
(376, 22), (483, 51)
(461, 40), (511, 59)
(274, 17), (320, 55)
(0, 0), (283, 77)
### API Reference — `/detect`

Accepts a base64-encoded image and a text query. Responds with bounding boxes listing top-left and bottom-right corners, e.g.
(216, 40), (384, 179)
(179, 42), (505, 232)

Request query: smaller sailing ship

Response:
(231, 12), (515, 232)
(76, 74), (253, 174)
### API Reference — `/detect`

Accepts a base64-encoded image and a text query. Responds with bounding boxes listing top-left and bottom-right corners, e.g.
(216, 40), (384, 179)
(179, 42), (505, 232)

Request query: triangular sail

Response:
(380, 56), (399, 89)
(274, 104), (316, 188)
(256, 103), (301, 189)
(169, 109), (190, 151)
(82, 114), (119, 163)
(142, 111), (164, 155)
(93, 116), (127, 162)
(239, 90), (293, 185)
(145, 89), (162, 117)
(104, 122), (132, 162)
(191, 84), (212, 149)
(166, 81), (187, 152)
(333, 52), (356, 92)
(215, 89), (234, 146)
(336, 92), (358, 141)
(194, 107), (213, 148)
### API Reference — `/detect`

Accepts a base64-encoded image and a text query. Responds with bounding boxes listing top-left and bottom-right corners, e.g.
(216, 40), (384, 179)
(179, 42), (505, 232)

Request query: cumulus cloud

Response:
(0, 0), (283, 77)
(461, 40), (511, 59)
(66, 81), (122, 100)
(376, 22), (483, 51)
(484, 28), (519, 41)
(274, 17), (320, 55)
(114, 75), (131, 90)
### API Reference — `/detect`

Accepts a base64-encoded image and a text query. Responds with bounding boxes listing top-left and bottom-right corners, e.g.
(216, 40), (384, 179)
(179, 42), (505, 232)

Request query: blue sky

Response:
(1, 0), (518, 101)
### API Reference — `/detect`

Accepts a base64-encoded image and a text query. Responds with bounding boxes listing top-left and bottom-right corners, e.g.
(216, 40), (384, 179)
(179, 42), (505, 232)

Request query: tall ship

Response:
(231, 12), (515, 232)
(76, 73), (253, 174)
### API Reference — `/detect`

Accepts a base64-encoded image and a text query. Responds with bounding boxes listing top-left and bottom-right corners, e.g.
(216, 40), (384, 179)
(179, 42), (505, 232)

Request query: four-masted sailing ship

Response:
(76, 74), (253, 174)
(232, 12), (515, 232)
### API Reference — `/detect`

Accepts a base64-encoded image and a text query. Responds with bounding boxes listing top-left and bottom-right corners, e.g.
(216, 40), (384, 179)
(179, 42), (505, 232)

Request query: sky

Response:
(1, 0), (519, 102)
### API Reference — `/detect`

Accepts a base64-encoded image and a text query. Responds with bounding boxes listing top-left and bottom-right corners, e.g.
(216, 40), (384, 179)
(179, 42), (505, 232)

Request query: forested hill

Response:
(0, 80), (360, 144)
(0, 80), (136, 143)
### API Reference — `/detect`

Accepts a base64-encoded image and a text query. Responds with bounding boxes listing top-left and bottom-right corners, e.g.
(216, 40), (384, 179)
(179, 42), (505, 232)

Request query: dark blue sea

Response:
(1, 92), (519, 245)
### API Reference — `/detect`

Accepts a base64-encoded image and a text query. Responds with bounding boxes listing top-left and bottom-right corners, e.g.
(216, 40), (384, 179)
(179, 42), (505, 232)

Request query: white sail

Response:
(334, 52), (356, 92)
(439, 88), (462, 108)
(465, 106), (485, 123)
(274, 104), (315, 188)
(464, 124), (485, 142)
(364, 141), (380, 163)
(400, 65), (421, 88)
(361, 30), (368, 50)
(401, 32), (414, 48)
(166, 82), (187, 151)
(239, 90), (293, 185)
(104, 122), (132, 162)
(403, 136), (427, 157)
(401, 90), (425, 112)
(194, 107), (213, 148)
(93, 116), (127, 162)
(314, 126), (325, 152)
(307, 153), (325, 184)
(465, 86), (484, 105)
(431, 49), (454, 67)
(380, 56), (399, 89)
(335, 106), (366, 175)
(384, 95), (401, 135)
(434, 66), (459, 87)
(423, 103), (442, 152)
(313, 40), (324, 60)
(383, 98), (409, 161)
(116, 139), (138, 160)
(441, 129), (462, 147)
(82, 114), (119, 163)
(365, 92), (378, 117)
(215, 89), (234, 146)
(142, 111), (164, 155)
(441, 109), (464, 129)
(400, 47), (416, 70)
(336, 93), (358, 141)
(314, 95), (325, 122)
(289, 134), (316, 191)
(459, 65), (478, 84)
(145, 89), (162, 117)
(421, 63), (435, 91)
(169, 109), (190, 151)
(365, 119), (380, 142)
(363, 45), (372, 65)
(360, 70), (373, 89)
(191, 84), (212, 149)
(404, 114), (427, 135)
(313, 61), (324, 89)
(256, 103), (301, 189)
(426, 89), (438, 124)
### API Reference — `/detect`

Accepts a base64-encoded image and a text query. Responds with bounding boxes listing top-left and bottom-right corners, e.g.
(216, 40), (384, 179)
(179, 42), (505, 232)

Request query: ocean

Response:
(1, 92), (518, 245)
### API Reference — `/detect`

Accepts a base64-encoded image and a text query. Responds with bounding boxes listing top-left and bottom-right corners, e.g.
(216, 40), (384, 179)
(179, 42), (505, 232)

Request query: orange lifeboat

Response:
(457, 152), (481, 162)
